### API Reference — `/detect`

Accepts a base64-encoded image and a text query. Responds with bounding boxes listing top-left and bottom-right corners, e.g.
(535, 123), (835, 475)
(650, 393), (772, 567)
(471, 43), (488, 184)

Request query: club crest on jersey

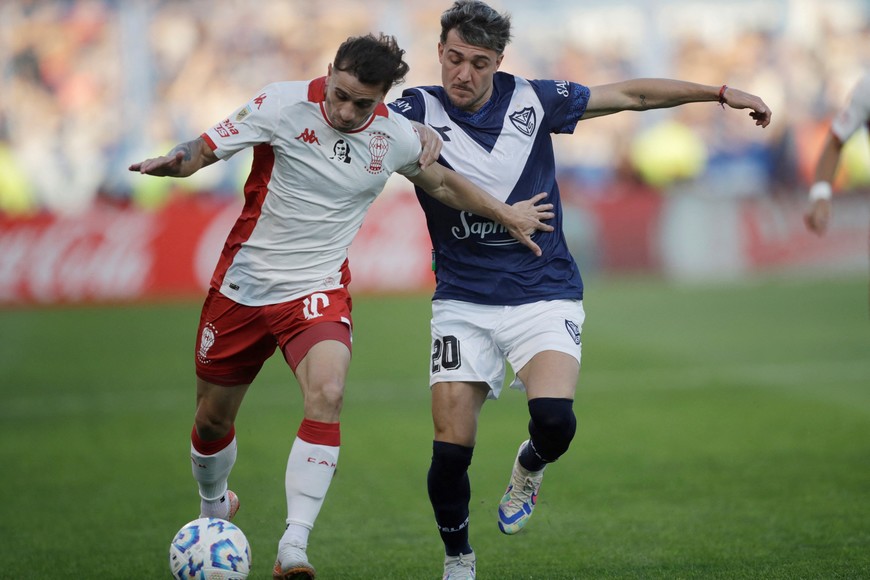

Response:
(509, 107), (536, 136)
(197, 322), (218, 364)
(564, 319), (581, 345)
(366, 131), (389, 174)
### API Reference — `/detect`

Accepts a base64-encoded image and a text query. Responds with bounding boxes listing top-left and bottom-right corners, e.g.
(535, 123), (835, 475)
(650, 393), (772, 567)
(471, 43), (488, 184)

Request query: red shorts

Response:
(194, 286), (353, 386)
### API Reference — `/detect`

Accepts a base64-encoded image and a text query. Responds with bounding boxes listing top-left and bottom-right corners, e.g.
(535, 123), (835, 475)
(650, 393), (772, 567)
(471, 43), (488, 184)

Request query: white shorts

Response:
(429, 299), (585, 399)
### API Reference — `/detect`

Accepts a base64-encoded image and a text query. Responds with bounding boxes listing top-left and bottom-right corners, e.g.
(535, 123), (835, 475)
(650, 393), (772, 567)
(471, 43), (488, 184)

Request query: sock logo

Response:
(306, 457), (337, 468)
(436, 517), (469, 533)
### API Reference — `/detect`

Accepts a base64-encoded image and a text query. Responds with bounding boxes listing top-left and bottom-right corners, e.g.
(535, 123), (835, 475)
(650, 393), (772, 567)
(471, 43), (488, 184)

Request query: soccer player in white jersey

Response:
(388, 2), (773, 577)
(129, 33), (555, 580)
(805, 71), (870, 235)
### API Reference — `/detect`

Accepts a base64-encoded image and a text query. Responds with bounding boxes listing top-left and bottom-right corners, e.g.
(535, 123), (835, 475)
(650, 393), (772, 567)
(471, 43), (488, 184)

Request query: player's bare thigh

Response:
(195, 377), (251, 440)
(431, 380), (489, 446)
(517, 350), (579, 400)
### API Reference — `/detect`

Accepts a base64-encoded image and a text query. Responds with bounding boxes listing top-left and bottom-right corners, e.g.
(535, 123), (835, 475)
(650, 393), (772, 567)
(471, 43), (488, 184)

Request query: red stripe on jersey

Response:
(297, 418), (341, 446)
(210, 143), (276, 290)
(201, 132), (217, 150)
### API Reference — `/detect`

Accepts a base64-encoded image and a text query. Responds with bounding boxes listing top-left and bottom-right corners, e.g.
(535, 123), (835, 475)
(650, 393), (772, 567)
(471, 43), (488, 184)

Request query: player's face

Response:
(324, 65), (386, 132)
(438, 28), (503, 113)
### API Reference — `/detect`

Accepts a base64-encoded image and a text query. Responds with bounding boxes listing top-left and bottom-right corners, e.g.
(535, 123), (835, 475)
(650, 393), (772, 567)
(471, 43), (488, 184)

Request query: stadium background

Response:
(1, 0), (869, 305)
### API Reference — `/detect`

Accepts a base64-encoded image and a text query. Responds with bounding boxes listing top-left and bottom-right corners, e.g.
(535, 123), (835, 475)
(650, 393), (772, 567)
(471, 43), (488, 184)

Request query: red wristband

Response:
(718, 84), (728, 108)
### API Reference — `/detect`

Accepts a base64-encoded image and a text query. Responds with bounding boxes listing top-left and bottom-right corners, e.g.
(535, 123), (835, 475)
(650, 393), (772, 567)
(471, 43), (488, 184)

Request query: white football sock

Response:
(280, 436), (339, 545)
(191, 436), (237, 516)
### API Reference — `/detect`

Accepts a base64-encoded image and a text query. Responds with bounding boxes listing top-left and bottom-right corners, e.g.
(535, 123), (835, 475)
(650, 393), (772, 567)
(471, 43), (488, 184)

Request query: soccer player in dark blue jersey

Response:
(389, 2), (772, 577)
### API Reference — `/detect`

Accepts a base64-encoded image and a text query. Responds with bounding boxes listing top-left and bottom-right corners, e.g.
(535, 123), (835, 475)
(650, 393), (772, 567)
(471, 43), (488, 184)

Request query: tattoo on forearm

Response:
(639, 94), (648, 109)
(171, 141), (195, 162)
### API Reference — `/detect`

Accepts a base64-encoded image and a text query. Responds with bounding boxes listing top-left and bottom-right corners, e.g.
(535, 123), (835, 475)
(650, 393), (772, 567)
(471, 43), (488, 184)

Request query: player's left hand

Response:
(412, 122), (443, 169)
(128, 151), (186, 176)
(505, 192), (555, 256)
(720, 87), (773, 128)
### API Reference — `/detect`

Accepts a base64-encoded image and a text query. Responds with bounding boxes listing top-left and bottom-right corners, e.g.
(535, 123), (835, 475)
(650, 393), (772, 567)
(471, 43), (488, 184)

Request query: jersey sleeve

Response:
(202, 83), (281, 159)
(388, 89), (427, 123)
(830, 73), (870, 143)
(529, 79), (590, 135)
(392, 114), (424, 178)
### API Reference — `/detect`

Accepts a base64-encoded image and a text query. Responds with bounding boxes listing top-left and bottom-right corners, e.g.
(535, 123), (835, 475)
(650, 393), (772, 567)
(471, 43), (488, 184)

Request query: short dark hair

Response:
(333, 33), (410, 93)
(440, 0), (512, 54)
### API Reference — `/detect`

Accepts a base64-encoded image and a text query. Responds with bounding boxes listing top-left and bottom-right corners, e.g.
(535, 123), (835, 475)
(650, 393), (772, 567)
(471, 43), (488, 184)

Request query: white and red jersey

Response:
(831, 72), (870, 143)
(202, 77), (423, 306)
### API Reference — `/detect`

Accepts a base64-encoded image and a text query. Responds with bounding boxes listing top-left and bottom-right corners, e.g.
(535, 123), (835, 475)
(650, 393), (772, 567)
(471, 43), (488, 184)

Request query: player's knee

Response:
(194, 410), (234, 442)
(527, 397), (576, 462)
(430, 440), (473, 476)
(303, 381), (345, 420)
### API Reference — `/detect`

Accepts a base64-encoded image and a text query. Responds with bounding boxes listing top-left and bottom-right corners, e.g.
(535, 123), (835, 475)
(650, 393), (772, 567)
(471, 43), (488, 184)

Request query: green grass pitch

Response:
(1, 275), (868, 578)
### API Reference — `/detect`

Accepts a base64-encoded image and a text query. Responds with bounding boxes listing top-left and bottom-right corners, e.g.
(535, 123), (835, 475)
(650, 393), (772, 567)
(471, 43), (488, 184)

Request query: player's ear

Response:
(495, 53), (504, 70)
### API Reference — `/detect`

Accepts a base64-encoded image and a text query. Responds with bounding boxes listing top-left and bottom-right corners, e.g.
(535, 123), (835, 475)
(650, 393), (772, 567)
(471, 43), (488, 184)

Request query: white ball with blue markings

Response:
(169, 517), (251, 579)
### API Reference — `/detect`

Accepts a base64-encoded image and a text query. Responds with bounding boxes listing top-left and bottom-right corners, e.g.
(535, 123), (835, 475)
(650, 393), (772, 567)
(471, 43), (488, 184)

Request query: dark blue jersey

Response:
(389, 72), (590, 305)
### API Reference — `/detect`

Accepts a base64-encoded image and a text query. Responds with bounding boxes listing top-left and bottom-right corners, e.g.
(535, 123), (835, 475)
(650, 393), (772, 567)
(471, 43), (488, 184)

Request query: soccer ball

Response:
(169, 517), (251, 579)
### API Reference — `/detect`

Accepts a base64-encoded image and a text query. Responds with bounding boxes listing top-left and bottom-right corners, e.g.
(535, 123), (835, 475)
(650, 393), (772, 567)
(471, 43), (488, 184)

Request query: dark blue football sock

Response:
(428, 441), (474, 556)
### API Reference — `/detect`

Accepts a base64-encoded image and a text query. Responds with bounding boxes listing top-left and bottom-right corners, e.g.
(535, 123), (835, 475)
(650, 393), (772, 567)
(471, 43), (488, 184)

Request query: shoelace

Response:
(447, 554), (475, 572)
(506, 473), (541, 509)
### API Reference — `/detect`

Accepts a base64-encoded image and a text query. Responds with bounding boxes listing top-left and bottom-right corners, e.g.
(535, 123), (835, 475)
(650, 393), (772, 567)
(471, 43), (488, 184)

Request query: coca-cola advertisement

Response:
(0, 192), (436, 306)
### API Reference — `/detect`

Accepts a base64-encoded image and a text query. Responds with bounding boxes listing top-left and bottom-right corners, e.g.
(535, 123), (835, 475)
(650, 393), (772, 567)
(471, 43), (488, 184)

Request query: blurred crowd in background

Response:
(1, 0), (869, 216)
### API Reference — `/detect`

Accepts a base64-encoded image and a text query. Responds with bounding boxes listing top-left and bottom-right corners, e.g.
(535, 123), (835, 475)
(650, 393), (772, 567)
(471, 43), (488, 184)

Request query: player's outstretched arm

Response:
(584, 79), (772, 127)
(407, 164), (554, 256)
(804, 132), (843, 236)
(128, 137), (219, 178)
